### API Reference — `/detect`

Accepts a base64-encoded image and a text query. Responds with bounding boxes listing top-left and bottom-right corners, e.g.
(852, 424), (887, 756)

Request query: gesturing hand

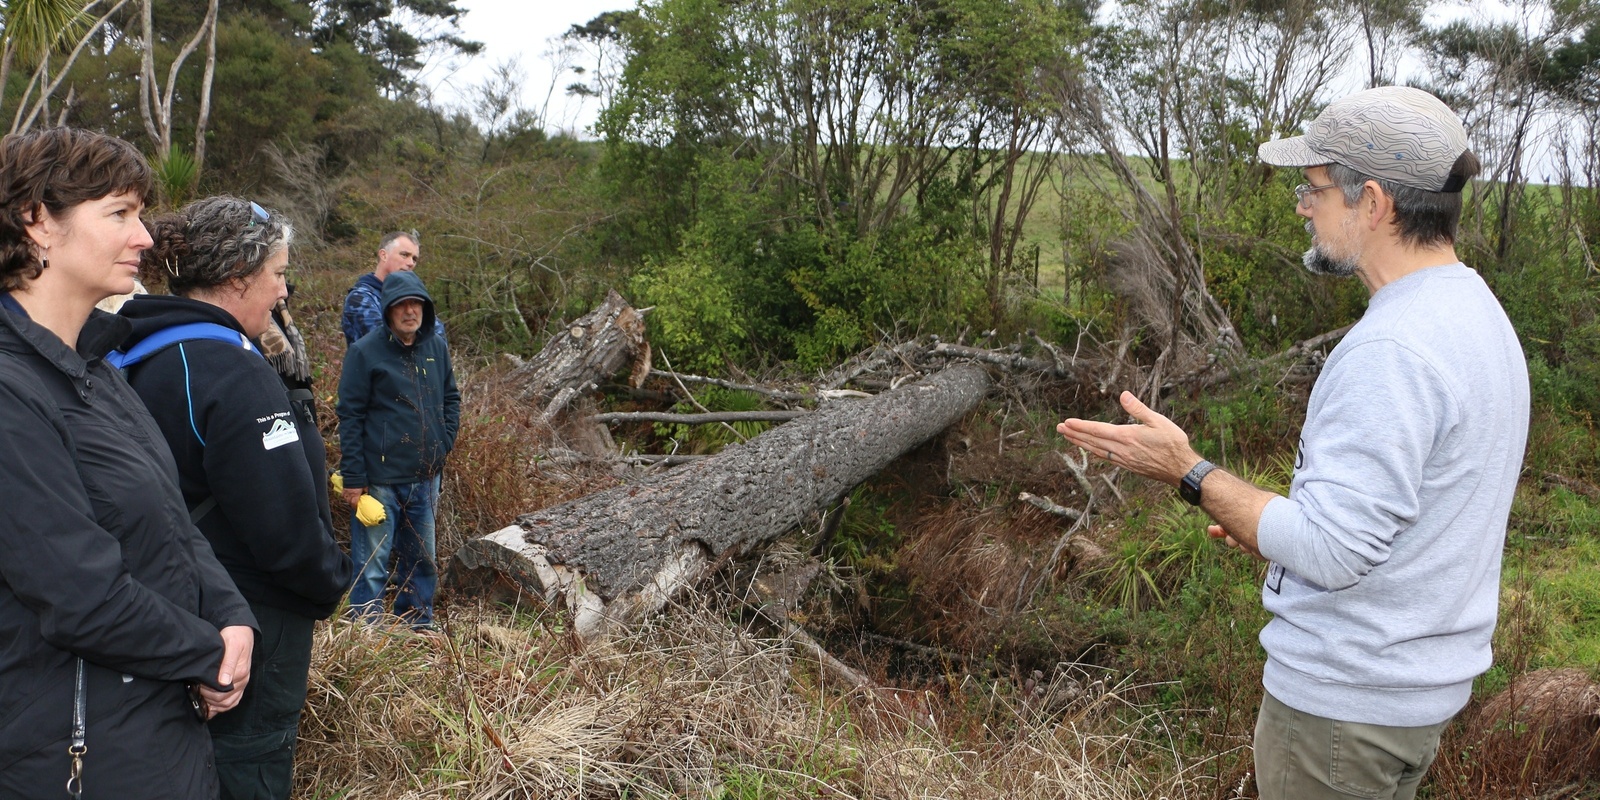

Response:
(1056, 391), (1202, 485)
(198, 625), (254, 718)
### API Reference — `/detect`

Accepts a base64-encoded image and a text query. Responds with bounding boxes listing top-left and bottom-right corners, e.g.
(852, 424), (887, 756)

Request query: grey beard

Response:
(1302, 245), (1360, 276)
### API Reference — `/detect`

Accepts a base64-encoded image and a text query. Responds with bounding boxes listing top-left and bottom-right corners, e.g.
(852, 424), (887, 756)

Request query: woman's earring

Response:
(166, 258), (177, 278)
(39, 246), (48, 270)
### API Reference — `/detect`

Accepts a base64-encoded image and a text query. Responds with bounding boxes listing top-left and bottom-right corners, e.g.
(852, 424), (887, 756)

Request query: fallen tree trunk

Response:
(592, 410), (808, 425)
(509, 289), (651, 404)
(451, 363), (991, 639)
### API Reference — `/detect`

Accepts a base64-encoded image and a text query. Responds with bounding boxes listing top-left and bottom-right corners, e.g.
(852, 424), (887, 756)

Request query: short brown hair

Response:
(0, 127), (153, 291)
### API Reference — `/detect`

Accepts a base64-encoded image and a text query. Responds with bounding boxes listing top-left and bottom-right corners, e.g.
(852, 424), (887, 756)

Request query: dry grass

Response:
(1440, 668), (1600, 799)
(293, 595), (1229, 800)
(893, 503), (1053, 648)
(434, 365), (622, 561)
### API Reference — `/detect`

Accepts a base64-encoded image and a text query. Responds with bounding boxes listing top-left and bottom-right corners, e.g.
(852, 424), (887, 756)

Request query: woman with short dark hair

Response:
(117, 196), (351, 800)
(0, 127), (258, 798)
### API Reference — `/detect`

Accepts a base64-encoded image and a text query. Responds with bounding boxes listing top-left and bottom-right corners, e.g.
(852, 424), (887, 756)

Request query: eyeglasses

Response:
(1293, 182), (1338, 209)
(247, 201), (269, 226)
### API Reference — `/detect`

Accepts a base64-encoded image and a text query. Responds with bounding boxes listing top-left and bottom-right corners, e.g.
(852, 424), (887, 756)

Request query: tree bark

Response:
(592, 410), (807, 425)
(451, 363), (991, 639)
(137, 0), (218, 156)
(193, 0), (218, 170)
(510, 288), (650, 403)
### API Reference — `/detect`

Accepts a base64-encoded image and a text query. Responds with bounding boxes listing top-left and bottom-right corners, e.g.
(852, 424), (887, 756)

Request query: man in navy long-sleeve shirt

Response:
(341, 230), (443, 345)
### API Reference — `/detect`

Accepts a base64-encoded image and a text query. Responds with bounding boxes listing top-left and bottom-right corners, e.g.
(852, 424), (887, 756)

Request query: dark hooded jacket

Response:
(341, 271), (445, 347)
(0, 297), (256, 799)
(337, 271), (459, 488)
(116, 295), (352, 621)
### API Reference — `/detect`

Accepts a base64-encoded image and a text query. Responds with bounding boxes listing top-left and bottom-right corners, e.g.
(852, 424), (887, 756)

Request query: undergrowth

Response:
(282, 206), (1600, 798)
(296, 598), (1228, 799)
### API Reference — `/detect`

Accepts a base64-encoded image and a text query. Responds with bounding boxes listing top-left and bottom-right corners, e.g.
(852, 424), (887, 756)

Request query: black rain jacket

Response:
(117, 296), (352, 620)
(0, 298), (256, 799)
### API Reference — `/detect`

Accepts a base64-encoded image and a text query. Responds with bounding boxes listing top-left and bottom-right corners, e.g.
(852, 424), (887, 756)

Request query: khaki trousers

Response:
(1253, 690), (1448, 800)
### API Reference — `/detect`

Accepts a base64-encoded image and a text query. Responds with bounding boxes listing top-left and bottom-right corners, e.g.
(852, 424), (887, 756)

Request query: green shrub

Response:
(650, 386), (772, 453)
(631, 240), (748, 372)
(151, 148), (199, 210)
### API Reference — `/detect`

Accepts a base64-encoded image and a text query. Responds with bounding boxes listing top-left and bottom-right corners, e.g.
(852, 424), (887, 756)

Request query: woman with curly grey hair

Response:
(0, 128), (258, 798)
(116, 196), (351, 800)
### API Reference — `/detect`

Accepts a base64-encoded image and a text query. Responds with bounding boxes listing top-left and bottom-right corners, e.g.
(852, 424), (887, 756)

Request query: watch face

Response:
(1180, 476), (1202, 505)
(1180, 461), (1212, 506)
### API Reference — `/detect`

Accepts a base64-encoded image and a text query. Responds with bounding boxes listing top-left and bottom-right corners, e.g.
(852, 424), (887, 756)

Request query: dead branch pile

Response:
(505, 291), (1354, 439)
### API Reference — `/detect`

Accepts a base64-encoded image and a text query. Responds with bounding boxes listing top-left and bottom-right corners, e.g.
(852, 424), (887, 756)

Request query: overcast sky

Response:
(420, 1), (1566, 178)
(422, 0), (638, 138)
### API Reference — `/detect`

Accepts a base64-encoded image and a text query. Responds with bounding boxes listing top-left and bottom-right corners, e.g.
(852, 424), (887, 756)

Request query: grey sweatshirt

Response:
(1254, 263), (1528, 727)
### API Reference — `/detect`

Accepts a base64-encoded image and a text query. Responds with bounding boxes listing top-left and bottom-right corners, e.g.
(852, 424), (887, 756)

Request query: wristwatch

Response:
(1179, 460), (1217, 506)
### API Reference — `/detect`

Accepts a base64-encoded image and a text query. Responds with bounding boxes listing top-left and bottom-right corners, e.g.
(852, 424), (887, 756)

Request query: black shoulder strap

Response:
(189, 496), (218, 525)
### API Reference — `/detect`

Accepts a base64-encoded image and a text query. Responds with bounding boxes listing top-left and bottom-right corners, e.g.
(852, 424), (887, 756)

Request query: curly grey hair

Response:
(142, 195), (292, 296)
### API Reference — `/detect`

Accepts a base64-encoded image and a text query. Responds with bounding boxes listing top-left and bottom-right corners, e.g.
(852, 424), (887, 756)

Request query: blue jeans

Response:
(347, 475), (439, 628)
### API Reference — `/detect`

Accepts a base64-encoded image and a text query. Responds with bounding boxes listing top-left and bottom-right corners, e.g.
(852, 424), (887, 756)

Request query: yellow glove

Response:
(329, 471), (344, 493)
(356, 494), (388, 527)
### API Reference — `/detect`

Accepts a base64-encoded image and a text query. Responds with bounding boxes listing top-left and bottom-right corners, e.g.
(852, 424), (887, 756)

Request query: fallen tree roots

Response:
(451, 363), (992, 640)
(510, 289), (650, 402)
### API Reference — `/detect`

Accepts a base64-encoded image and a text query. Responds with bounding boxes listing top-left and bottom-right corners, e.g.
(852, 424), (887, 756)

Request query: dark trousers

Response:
(208, 602), (315, 800)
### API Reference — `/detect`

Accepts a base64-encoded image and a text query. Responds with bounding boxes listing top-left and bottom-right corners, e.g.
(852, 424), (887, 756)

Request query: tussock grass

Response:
(1432, 669), (1600, 800)
(294, 596), (1227, 799)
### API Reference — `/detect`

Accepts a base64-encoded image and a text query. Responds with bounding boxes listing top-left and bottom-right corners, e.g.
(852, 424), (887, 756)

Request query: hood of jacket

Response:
(118, 294), (248, 349)
(379, 271), (437, 344)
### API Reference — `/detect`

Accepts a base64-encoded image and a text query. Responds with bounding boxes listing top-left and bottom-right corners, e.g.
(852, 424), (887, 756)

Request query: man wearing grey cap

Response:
(1057, 86), (1529, 799)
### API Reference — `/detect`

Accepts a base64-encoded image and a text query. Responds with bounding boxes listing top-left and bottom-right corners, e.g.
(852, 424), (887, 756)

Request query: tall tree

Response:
(2, 0), (132, 132)
(600, 0), (1086, 351)
(310, 0), (481, 98)
(137, 0), (218, 166)
(1420, 1), (1600, 261)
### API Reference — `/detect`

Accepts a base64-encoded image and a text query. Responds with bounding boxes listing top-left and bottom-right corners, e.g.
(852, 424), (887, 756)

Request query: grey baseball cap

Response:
(1257, 86), (1470, 192)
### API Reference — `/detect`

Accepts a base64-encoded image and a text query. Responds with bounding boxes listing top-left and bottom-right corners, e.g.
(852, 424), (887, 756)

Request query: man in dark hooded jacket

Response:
(337, 271), (459, 629)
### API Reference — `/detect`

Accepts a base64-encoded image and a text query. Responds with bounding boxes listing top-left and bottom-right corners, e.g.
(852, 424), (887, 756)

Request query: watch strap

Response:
(1180, 460), (1217, 506)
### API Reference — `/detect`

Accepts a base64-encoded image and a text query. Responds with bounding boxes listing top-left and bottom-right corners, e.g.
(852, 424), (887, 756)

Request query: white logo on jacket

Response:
(262, 418), (300, 450)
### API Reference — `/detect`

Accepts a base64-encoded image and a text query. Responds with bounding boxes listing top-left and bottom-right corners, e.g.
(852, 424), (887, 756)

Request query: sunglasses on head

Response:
(247, 201), (269, 226)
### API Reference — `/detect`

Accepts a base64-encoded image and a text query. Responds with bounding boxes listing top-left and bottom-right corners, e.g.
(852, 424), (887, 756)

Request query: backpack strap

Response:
(108, 322), (263, 527)
(106, 322), (262, 369)
(188, 496), (218, 525)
